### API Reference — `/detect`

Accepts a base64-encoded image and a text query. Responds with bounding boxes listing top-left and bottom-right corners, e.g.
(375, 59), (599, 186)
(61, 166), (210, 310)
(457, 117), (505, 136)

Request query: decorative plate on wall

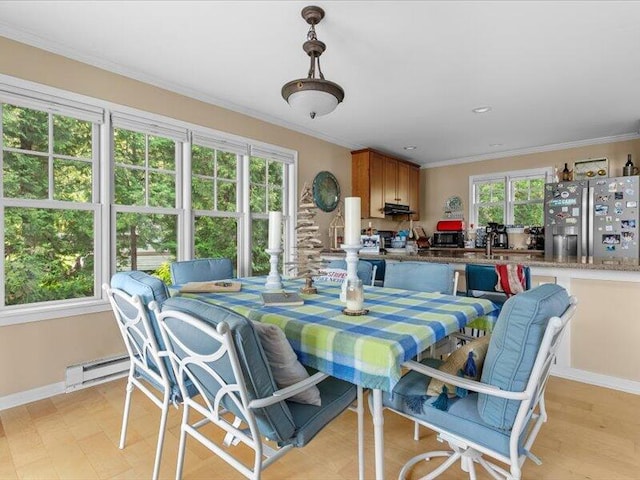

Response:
(312, 171), (340, 212)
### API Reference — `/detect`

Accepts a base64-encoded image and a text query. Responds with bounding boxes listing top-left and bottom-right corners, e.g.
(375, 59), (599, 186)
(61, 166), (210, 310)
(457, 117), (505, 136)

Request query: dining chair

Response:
(463, 264), (531, 338)
(327, 259), (376, 286)
(465, 263), (531, 306)
(382, 284), (576, 480)
(169, 257), (234, 285)
(383, 261), (458, 295)
(152, 296), (363, 480)
(104, 271), (174, 480)
(360, 258), (385, 286)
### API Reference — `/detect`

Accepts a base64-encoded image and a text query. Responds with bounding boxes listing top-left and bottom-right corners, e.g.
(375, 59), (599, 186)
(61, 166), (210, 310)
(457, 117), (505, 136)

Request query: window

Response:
(111, 115), (186, 280)
(249, 154), (285, 275)
(191, 135), (242, 270)
(1, 95), (102, 309)
(0, 78), (296, 324)
(469, 167), (553, 228)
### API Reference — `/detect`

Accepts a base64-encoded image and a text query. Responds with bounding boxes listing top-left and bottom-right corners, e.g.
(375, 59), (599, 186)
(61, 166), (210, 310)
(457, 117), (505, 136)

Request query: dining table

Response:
(174, 276), (500, 480)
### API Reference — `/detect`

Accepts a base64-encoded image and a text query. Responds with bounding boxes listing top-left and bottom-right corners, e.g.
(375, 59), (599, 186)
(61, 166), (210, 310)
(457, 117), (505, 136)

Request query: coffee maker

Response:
(495, 224), (509, 249)
(528, 227), (545, 251)
(485, 223), (508, 249)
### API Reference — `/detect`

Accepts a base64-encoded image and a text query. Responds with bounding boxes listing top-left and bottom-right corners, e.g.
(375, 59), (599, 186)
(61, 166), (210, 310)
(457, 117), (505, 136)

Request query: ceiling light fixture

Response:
(281, 5), (345, 119)
(403, 145), (417, 150)
(472, 106), (492, 114)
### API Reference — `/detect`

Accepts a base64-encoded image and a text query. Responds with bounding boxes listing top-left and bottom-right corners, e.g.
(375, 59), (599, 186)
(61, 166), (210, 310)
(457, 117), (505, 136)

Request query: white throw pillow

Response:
(314, 267), (348, 283)
(251, 320), (321, 406)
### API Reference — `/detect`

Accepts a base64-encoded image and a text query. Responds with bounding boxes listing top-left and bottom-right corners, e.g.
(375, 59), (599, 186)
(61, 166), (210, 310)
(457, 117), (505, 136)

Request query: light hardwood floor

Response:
(1, 376), (639, 479)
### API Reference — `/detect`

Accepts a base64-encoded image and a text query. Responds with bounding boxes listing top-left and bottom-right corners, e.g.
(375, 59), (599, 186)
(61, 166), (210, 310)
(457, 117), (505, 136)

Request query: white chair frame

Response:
(393, 296), (577, 480)
(103, 285), (172, 480)
(152, 303), (364, 480)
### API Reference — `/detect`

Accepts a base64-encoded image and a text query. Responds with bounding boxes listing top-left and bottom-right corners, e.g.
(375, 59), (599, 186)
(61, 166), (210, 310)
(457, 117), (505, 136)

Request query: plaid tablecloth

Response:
(177, 277), (499, 392)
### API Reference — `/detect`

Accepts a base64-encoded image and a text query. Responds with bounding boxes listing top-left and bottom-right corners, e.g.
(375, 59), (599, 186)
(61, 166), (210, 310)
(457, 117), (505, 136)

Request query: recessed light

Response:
(472, 106), (492, 114)
(403, 145), (417, 150)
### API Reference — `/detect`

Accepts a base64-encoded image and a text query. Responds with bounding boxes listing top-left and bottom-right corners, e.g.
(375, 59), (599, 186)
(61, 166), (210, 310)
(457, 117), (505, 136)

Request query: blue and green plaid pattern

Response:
(178, 277), (499, 392)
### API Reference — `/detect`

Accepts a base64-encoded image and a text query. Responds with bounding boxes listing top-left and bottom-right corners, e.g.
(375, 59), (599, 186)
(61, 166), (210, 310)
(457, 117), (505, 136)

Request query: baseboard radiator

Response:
(65, 354), (130, 392)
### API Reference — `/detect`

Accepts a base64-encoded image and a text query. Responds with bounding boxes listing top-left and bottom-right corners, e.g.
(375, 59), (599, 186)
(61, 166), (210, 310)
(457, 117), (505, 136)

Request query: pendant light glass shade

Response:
(282, 6), (344, 119)
(282, 78), (344, 119)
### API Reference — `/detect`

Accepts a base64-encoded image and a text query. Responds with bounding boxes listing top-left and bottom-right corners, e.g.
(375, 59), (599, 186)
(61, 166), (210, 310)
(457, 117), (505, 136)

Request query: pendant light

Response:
(281, 5), (345, 119)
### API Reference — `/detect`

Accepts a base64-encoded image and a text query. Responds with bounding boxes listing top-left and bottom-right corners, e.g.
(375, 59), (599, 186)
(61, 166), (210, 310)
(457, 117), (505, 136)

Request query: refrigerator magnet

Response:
(603, 234), (620, 244)
(606, 215), (613, 222)
(615, 208), (623, 215)
(622, 220), (636, 229)
(608, 182), (617, 192)
(606, 245), (616, 251)
(615, 201), (622, 208)
(627, 201), (637, 208)
(605, 225), (613, 232)
(615, 192), (624, 199)
(595, 205), (608, 215)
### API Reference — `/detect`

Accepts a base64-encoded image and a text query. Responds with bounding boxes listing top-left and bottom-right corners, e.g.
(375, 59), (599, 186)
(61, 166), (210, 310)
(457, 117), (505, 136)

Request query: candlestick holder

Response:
(264, 248), (283, 290)
(340, 243), (361, 303)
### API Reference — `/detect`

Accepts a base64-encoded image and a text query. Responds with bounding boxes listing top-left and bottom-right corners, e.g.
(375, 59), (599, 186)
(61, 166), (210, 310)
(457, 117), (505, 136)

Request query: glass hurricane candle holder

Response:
(345, 278), (364, 312)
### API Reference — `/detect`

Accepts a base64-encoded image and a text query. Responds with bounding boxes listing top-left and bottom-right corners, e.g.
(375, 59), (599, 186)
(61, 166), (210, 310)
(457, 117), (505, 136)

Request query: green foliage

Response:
(2, 103), (288, 306)
(153, 261), (172, 285)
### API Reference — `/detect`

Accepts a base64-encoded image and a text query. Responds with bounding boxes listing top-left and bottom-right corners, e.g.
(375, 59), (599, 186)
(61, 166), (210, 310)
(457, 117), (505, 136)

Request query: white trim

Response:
(0, 381), (65, 411)
(426, 132), (640, 168)
(551, 366), (640, 396)
(0, 301), (111, 327)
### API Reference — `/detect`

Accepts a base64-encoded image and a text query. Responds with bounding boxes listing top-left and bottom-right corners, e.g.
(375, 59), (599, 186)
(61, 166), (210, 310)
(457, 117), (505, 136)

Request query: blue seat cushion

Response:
(160, 297), (297, 443)
(170, 258), (234, 285)
(382, 358), (523, 458)
(478, 284), (570, 430)
(285, 368), (357, 448)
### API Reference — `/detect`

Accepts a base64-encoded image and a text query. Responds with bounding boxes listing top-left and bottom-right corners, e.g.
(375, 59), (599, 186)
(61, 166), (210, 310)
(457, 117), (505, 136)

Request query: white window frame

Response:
(0, 74), (298, 326)
(468, 167), (554, 228)
(0, 84), (105, 325)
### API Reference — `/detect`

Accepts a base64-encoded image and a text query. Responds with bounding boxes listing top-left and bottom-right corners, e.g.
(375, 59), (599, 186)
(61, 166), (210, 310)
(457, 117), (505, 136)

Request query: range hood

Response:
(382, 203), (415, 216)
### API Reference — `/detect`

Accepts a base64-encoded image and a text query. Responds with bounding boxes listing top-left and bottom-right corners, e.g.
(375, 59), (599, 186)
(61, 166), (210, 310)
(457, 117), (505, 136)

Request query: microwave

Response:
(432, 231), (465, 248)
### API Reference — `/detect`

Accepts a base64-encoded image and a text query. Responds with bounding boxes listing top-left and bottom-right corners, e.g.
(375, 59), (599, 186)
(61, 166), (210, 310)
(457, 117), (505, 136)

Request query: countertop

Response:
(323, 248), (640, 272)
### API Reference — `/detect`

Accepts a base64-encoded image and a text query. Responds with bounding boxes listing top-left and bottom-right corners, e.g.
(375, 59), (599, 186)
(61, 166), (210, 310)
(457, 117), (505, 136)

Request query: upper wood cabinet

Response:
(351, 148), (420, 219)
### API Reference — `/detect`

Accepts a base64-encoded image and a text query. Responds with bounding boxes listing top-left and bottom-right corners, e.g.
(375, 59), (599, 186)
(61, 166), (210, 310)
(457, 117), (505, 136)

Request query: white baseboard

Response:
(552, 366), (640, 395)
(0, 381), (65, 411)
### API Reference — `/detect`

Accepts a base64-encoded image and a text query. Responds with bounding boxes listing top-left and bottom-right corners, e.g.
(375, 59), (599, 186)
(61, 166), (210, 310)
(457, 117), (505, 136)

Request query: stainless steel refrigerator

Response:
(544, 176), (640, 260)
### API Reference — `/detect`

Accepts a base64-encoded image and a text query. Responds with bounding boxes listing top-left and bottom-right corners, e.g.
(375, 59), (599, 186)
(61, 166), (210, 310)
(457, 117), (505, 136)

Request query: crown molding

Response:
(0, 26), (362, 152)
(424, 132), (640, 169)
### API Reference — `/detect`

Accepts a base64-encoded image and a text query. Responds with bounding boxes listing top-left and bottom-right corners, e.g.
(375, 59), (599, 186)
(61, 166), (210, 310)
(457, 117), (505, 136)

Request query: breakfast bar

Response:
(322, 248), (640, 393)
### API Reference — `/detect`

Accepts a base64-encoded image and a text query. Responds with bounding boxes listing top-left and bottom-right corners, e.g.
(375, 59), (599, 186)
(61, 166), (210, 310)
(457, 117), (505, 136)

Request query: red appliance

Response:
(436, 220), (465, 232)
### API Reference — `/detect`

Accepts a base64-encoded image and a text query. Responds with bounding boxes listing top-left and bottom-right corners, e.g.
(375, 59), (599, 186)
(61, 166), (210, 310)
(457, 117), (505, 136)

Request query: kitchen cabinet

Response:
(352, 148), (420, 219)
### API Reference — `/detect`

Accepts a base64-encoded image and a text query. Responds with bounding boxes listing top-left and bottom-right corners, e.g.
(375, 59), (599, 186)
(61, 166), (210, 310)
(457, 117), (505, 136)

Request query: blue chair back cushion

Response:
(466, 264), (532, 297)
(327, 260), (373, 286)
(361, 258), (386, 283)
(384, 262), (454, 294)
(170, 258), (234, 285)
(478, 283), (570, 430)
(160, 297), (296, 443)
(110, 271), (185, 398)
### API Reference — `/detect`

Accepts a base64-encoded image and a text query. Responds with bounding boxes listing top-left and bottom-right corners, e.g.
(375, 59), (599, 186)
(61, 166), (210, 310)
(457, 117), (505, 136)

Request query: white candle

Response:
(344, 197), (361, 246)
(268, 211), (282, 250)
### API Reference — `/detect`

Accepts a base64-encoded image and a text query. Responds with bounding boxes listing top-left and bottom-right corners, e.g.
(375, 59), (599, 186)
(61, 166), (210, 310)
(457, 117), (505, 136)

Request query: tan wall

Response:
(0, 36), (351, 397)
(569, 278), (640, 380)
(421, 139), (640, 235)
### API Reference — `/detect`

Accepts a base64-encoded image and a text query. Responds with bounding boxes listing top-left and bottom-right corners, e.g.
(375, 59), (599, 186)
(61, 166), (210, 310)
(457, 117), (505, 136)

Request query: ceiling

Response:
(1, 1), (640, 167)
